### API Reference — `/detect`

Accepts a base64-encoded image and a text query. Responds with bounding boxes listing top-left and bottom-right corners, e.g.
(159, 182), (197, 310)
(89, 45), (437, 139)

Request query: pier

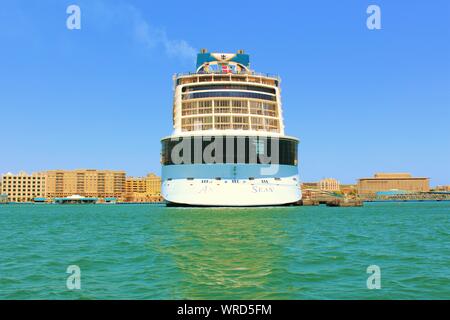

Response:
(53, 195), (98, 204)
(326, 199), (363, 207)
(365, 191), (450, 202)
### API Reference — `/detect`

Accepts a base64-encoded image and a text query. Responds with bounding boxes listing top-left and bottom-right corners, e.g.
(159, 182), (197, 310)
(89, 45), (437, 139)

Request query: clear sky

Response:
(0, 0), (449, 185)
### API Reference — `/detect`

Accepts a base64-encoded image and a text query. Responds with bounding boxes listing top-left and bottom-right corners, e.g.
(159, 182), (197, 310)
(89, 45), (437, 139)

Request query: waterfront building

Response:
(301, 182), (319, 190)
(161, 49), (300, 206)
(301, 181), (340, 201)
(0, 194), (8, 203)
(124, 173), (162, 202)
(45, 169), (126, 199)
(300, 182), (317, 198)
(357, 173), (429, 195)
(319, 178), (340, 192)
(1, 172), (46, 202)
(54, 194), (98, 204)
(340, 184), (357, 196)
(433, 185), (450, 192)
(126, 176), (147, 194)
(145, 173), (162, 195)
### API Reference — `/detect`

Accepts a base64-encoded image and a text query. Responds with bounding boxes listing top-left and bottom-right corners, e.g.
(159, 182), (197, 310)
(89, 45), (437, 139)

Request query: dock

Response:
(296, 199), (363, 207)
(326, 199), (363, 207)
(297, 199), (320, 206)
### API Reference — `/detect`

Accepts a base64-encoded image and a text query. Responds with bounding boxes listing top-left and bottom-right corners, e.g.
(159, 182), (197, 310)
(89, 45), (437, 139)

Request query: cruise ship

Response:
(161, 49), (301, 206)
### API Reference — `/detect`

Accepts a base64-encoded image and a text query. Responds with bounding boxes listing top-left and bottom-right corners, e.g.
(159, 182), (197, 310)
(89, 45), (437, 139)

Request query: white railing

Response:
(175, 71), (280, 80)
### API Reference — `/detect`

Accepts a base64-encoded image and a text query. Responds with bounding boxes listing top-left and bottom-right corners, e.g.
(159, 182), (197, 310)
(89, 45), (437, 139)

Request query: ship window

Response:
(183, 91), (276, 101)
(215, 116), (231, 124)
(199, 76), (213, 82)
(182, 101), (198, 116)
(250, 117), (279, 132)
(198, 100), (212, 108)
(231, 116), (249, 130)
(261, 79), (275, 86)
(250, 101), (278, 117)
(248, 77), (261, 83)
(215, 100), (230, 107)
(182, 84), (276, 94)
(232, 100), (249, 114)
(214, 76), (230, 81)
(215, 124), (231, 129)
(214, 100), (231, 114)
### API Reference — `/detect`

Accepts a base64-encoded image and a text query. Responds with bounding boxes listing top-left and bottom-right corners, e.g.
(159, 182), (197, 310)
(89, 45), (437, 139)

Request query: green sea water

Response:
(0, 202), (449, 299)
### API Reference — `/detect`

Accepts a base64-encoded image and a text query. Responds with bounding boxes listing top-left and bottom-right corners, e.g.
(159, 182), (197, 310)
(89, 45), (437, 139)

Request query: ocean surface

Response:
(0, 202), (449, 299)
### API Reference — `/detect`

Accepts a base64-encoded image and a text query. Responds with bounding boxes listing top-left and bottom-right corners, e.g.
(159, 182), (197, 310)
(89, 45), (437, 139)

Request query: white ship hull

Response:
(161, 164), (301, 207)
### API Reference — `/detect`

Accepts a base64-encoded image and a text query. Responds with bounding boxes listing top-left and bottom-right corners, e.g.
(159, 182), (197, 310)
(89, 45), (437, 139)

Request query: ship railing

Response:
(175, 71), (280, 80)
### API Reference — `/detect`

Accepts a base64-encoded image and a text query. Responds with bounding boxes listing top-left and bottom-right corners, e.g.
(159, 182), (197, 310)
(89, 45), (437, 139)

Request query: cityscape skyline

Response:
(0, 166), (448, 187)
(0, 0), (449, 185)
(1, 169), (446, 189)
(0, 169), (162, 203)
(1, 169), (443, 202)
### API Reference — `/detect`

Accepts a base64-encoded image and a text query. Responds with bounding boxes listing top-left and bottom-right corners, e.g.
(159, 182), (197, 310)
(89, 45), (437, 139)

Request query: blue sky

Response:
(0, 0), (449, 185)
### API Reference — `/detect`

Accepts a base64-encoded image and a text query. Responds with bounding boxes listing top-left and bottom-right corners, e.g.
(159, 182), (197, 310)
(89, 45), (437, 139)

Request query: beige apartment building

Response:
(434, 185), (450, 192)
(125, 173), (162, 202)
(319, 178), (340, 192)
(1, 172), (47, 202)
(357, 173), (430, 195)
(45, 169), (126, 199)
